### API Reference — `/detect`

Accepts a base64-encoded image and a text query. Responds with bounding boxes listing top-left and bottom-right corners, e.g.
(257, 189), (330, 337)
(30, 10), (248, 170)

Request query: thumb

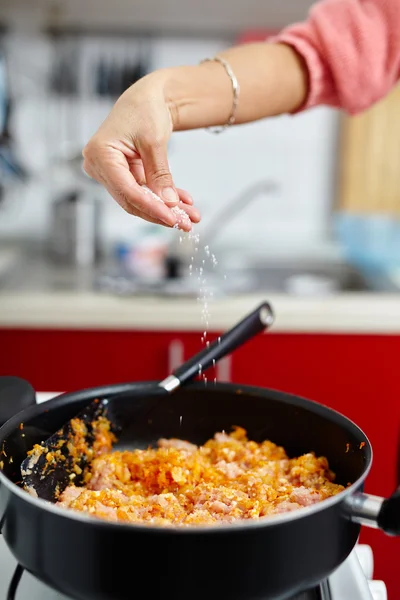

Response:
(139, 139), (178, 206)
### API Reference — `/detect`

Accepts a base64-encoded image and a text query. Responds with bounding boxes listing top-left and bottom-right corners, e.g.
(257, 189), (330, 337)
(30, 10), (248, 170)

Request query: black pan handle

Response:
(377, 424), (400, 535)
(377, 487), (400, 535)
(159, 301), (274, 392)
(0, 377), (36, 428)
(346, 488), (400, 536)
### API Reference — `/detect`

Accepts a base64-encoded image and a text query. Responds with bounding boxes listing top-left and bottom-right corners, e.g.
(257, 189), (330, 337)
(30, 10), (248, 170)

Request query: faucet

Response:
(164, 180), (279, 279)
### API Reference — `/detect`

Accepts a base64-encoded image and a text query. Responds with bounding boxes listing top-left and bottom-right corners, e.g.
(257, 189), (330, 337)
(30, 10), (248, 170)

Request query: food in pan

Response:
(53, 426), (344, 526)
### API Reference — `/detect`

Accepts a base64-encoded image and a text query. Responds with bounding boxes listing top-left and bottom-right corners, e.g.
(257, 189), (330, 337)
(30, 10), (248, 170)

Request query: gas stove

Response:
(0, 394), (389, 600)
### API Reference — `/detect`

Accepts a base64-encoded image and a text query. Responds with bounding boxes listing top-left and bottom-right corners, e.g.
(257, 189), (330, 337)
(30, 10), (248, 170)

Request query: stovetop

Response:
(0, 535), (384, 600)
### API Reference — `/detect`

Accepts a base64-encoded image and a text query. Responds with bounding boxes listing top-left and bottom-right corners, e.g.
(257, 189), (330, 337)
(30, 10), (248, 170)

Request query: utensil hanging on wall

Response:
(95, 36), (151, 97)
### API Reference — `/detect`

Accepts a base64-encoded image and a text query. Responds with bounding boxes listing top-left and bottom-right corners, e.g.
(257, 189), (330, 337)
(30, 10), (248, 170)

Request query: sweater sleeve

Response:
(271, 0), (400, 114)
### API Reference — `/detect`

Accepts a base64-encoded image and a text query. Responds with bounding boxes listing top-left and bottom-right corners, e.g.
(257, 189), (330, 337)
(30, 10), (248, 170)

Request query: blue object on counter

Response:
(114, 242), (132, 264)
(334, 213), (400, 276)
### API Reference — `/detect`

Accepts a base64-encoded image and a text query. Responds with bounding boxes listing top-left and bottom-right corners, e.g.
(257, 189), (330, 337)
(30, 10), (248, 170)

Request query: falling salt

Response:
(175, 226), (227, 389)
(180, 416), (182, 426)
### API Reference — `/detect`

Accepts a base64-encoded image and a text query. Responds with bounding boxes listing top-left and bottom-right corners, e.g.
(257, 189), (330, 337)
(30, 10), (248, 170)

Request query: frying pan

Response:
(0, 385), (399, 599)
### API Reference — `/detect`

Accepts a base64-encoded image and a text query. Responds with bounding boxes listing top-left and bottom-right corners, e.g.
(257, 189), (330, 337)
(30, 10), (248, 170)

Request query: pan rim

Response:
(0, 381), (373, 535)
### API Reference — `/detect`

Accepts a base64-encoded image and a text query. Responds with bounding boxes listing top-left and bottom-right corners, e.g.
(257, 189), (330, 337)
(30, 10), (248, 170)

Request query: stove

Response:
(0, 394), (389, 600)
(0, 540), (388, 599)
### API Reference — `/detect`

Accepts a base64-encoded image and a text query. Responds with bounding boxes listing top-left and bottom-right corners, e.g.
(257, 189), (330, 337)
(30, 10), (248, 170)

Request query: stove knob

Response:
(355, 544), (374, 580)
(368, 581), (388, 600)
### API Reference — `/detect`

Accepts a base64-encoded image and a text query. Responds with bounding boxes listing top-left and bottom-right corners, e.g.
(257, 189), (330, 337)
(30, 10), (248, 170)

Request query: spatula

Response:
(21, 301), (274, 502)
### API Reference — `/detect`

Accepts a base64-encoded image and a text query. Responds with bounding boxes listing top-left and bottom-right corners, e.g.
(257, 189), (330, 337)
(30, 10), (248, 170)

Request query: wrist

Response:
(161, 64), (234, 132)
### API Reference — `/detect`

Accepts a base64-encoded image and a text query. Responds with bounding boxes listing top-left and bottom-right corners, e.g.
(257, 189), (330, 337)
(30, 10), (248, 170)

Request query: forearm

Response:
(159, 42), (309, 131)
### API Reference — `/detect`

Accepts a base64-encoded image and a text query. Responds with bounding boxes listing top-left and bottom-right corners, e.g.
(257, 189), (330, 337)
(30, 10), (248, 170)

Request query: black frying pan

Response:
(0, 388), (399, 598)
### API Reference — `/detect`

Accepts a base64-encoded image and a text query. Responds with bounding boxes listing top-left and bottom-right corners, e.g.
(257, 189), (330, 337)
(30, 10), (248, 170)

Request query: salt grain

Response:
(171, 205), (191, 230)
(141, 184), (190, 231)
(141, 184), (163, 203)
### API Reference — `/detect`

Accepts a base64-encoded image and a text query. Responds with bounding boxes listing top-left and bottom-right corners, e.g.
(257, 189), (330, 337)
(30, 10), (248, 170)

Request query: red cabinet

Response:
(1, 327), (399, 596)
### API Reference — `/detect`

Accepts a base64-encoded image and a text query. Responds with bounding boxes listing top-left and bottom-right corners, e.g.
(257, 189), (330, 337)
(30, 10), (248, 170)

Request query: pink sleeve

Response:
(271, 0), (400, 114)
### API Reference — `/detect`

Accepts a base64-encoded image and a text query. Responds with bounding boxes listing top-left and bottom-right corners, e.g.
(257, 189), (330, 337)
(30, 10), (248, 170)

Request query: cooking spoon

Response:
(20, 301), (274, 502)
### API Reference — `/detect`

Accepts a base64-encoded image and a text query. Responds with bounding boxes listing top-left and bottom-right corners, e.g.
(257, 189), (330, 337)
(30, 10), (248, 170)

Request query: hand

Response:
(82, 72), (201, 231)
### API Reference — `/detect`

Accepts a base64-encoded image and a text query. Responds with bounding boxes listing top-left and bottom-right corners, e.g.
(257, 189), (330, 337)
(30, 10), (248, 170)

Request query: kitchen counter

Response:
(0, 290), (400, 333)
(1, 243), (399, 334)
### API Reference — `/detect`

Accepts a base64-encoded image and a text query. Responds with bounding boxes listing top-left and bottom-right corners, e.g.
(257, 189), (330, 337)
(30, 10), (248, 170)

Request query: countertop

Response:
(1, 244), (400, 334)
(1, 290), (400, 334)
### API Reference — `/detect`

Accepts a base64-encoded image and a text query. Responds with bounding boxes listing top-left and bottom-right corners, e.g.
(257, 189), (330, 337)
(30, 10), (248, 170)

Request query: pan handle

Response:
(346, 488), (400, 536)
(159, 302), (274, 392)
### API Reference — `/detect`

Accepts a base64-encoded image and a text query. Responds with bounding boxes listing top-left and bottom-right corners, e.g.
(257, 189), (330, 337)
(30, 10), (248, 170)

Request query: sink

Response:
(240, 262), (369, 294)
(0, 245), (379, 297)
(94, 259), (370, 298)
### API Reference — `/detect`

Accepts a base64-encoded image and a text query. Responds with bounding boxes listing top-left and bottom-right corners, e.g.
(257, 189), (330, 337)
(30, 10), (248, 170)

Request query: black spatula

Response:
(21, 301), (274, 502)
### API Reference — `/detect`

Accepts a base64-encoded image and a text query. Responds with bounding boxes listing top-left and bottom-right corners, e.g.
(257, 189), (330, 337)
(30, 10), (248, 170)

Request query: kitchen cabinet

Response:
(0, 328), (231, 390)
(0, 327), (399, 596)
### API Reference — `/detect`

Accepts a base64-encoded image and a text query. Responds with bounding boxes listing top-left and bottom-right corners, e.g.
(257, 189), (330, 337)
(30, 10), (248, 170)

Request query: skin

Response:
(82, 42), (308, 231)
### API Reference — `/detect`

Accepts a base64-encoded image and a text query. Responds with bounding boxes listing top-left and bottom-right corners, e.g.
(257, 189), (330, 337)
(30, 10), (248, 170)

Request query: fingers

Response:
(141, 185), (200, 230)
(182, 203), (201, 224)
(129, 208), (169, 227)
(83, 143), (177, 227)
(138, 137), (180, 207)
(83, 142), (200, 230)
(176, 188), (193, 205)
(127, 156), (146, 186)
(128, 202), (197, 232)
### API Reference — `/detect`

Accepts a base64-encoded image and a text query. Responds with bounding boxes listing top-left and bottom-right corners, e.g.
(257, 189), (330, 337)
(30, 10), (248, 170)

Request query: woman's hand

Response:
(82, 72), (200, 231)
(83, 44), (308, 231)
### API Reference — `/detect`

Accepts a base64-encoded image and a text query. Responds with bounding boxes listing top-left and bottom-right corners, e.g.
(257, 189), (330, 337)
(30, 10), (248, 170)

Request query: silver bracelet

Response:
(200, 56), (240, 134)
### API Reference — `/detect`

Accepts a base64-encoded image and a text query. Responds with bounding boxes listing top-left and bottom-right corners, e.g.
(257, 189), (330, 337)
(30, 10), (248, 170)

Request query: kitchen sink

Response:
(0, 243), (388, 298)
(94, 259), (370, 298)
(237, 262), (368, 294)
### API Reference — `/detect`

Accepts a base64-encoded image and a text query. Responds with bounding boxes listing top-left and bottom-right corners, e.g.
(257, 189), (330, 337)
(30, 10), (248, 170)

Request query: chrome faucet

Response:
(164, 180), (279, 279)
